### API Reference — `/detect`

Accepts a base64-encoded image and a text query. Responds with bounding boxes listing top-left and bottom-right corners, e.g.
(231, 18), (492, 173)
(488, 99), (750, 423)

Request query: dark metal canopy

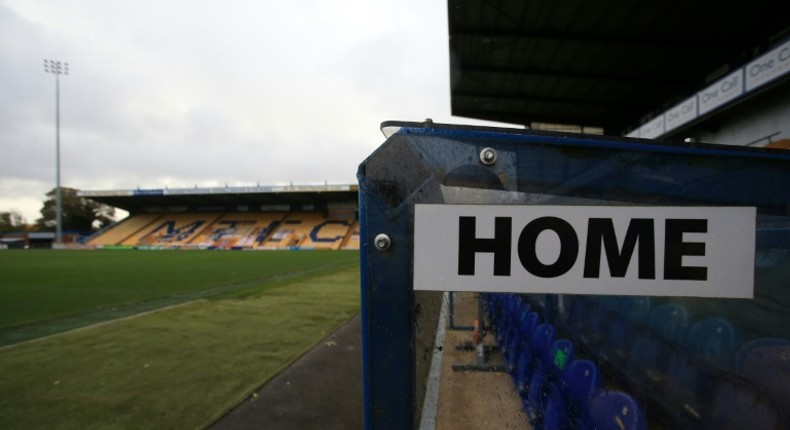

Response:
(449, 0), (790, 134)
(80, 185), (358, 214)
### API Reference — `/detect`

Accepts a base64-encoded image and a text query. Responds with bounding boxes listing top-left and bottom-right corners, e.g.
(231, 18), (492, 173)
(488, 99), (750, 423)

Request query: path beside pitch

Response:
(209, 314), (364, 430)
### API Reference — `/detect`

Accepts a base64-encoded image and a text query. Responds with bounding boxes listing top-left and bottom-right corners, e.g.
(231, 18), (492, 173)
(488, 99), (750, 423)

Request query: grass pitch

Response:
(0, 249), (358, 344)
(0, 250), (360, 429)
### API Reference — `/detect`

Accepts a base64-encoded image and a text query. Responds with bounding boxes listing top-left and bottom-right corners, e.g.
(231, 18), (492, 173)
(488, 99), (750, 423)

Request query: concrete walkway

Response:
(209, 296), (525, 430)
(210, 314), (363, 430)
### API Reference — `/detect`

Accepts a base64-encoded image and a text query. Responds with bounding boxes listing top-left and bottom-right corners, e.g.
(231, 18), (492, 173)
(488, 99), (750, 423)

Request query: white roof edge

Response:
(78, 184), (358, 197)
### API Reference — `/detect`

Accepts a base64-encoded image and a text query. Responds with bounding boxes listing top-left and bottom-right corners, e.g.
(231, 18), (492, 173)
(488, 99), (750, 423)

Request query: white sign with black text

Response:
(413, 204), (755, 298)
(664, 96), (698, 133)
(639, 115), (665, 139)
(746, 39), (790, 92)
(698, 69), (744, 116)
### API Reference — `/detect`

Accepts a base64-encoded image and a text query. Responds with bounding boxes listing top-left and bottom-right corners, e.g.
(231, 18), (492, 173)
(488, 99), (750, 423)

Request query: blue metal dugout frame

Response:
(358, 121), (790, 429)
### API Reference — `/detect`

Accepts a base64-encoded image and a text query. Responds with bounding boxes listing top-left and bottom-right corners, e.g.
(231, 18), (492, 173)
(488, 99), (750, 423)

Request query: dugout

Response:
(0, 232), (56, 249)
(358, 121), (790, 429)
(358, 4), (790, 428)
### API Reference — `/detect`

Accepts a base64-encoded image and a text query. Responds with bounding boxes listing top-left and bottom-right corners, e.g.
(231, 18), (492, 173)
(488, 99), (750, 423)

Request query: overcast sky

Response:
(0, 0), (510, 223)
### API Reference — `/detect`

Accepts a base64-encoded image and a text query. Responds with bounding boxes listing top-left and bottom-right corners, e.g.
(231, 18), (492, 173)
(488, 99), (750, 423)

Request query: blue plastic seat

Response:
(481, 292), (496, 319)
(515, 346), (534, 396)
(735, 338), (790, 420)
(543, 294), (559, 326)
(647, 303), (689, 344)
(704, 374), (787, 430)
(485, 294), (503, 336)
(618, 296), (651, 323)
(624, 326), (663, 391)
(504, 308), (534, 369)
(566, 297), (590, 344)
(542, 382), (567, 430)
(525, 360), (549, 426)
(523, 293), (546, 316)
(495, 295), (518, 345)
(502, 310), (540, 365)
(556, 295), (579, 333)
(686, 318), (739, 369)
(597, 295), (622, 312)
(578, 302), (608, 348)
(561, 359), (602, 428)
(505, 297), (529, 335)
(505, 332), (522, 371)
(521, 312), (540, 341)
(591, 310), (616, 348)
(598, 312), (632, 367)
(530, 323), (556, 365)
(525, 338), (573, 429)
(660, 344), (715, 428)
(496, 296), (512, 334)
(547, 339), (574, 377)
(588, 390), (648, 430)
(506, 311), (541, 372)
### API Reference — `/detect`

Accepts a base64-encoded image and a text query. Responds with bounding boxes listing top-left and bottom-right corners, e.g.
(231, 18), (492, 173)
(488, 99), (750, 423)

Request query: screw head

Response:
(479, 147), (497, 165)
(374, 234), (392, 251)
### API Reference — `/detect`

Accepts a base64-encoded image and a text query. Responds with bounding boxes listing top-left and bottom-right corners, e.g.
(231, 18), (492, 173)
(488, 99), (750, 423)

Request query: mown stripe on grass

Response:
(0, 251), (358, 347)
(0, 250), (359, 329)
(0, 266), (361, 430)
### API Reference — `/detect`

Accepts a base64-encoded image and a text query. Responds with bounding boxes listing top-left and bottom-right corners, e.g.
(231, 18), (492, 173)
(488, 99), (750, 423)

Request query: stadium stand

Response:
(260, 213), (316, 249)
(122, 213), (221, 247)
(79, 184), (360, 251)
(189, 212), (286, 249)
(301, 219), (353, 250)
(260, 212), (353, 250)
(87, 213), (163, 246)
(340, 221), (359, 250)
(88, 210), (359, 251)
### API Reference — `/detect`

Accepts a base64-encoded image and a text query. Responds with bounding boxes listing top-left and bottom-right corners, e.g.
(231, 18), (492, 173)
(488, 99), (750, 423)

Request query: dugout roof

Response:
(449, 0), (790, 134)
(79, 184), (358, 213)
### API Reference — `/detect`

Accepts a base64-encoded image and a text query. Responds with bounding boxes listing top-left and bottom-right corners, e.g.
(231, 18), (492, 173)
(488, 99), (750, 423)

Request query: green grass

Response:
(0, 249), (358, 331)
(0, 258), (360, 430)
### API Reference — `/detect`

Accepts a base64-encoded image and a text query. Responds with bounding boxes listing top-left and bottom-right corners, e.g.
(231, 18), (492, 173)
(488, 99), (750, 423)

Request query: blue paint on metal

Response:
(360, 121), (790, 429)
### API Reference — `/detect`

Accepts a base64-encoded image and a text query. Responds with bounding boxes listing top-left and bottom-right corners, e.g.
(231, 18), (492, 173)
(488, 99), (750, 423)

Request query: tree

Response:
(0, 210), (26, 233)
(36, 187), (116, 233)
